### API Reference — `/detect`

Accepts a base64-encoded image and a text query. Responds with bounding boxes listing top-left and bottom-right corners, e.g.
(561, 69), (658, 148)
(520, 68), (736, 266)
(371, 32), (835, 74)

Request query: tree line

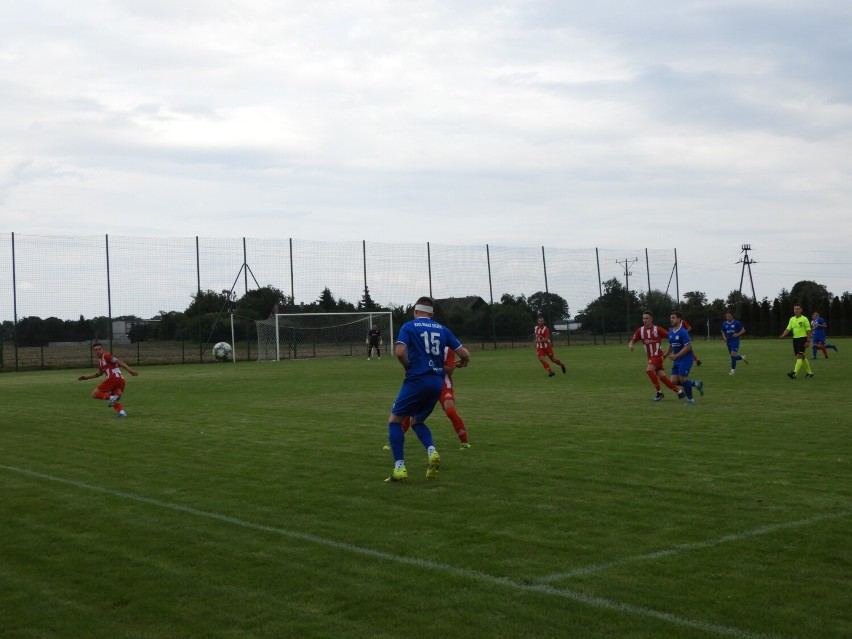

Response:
(3, 278), (849, 348)
(573, 278), (852, 338)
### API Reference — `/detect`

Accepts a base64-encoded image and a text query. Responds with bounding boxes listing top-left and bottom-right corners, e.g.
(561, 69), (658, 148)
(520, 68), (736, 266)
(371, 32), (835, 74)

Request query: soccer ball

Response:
(213, 341), (233, 361)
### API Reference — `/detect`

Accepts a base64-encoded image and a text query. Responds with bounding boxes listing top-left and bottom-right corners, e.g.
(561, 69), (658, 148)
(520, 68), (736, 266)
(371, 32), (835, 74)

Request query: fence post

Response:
(486, 244), (496, 349)
(196, 236), (202, 362)
(105, 234), (114, 351)
(11, 232), (19, 370)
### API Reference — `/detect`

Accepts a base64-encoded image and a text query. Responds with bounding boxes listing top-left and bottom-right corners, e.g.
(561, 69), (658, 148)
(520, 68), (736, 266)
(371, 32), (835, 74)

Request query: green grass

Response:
(1, 340), (850, 639)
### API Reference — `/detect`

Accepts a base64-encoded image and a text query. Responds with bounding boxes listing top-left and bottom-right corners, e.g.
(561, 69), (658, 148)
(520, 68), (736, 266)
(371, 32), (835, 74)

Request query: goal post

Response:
(256, 311), (394, 361)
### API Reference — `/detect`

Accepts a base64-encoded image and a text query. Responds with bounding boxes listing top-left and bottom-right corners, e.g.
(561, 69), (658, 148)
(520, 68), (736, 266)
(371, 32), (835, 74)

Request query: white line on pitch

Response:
(2, 464), (778, 639)
(535, 510), (851, 584)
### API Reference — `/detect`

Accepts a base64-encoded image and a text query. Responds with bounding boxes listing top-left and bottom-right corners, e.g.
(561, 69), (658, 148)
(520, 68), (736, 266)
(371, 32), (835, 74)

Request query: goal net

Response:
(256, 312), (394, 361)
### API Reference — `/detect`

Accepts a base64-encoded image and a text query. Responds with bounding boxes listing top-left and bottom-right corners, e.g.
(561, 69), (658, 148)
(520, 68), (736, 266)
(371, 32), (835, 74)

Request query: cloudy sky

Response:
(2, 0), (850, 303)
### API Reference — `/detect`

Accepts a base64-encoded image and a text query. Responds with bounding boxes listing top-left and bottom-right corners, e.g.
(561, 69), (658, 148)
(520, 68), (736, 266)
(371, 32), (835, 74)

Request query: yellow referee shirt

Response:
(786, 315), (811, 338)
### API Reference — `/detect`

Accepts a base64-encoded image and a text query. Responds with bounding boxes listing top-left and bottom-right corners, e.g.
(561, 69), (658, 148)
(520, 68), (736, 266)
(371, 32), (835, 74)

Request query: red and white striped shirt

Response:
(534, 324), (551, 348)
(631, 325), (668, 358)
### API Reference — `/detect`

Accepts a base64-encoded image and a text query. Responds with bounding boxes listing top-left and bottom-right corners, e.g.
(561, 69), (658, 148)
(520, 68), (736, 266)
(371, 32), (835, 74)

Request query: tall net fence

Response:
(0, 233), (677, 370)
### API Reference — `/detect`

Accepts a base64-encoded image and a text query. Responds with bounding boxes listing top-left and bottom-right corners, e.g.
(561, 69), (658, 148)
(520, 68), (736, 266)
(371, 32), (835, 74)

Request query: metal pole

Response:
(196, 236), (202, 362)
(674, 248), (680, 308)
(289, 238), (295, 306)
(427, 242), (433, 298)
(486, 244), (496, 349)
(11, 232), (19, 370)
(106, 234), (113, 351)
(243, 237), (250, 360)
(362, 240), (368, 306)
(595, 247), (605, 344)
(645, 248), (651, 293)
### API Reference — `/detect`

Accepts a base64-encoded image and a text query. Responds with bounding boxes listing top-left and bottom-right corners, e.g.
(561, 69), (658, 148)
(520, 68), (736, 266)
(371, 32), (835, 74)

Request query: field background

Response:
(1, 339), (850, 639)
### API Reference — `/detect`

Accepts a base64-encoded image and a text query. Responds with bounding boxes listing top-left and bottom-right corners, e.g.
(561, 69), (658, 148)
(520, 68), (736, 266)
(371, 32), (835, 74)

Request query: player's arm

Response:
(115, 358), (140, 377)
(670, 342), (692, 359)
(735, 325), (746, 338)
(77, 370), (104, 381)
(628, 329), (640, 351)
(395, 343), (409, 372)
(453, 345), (471, 368)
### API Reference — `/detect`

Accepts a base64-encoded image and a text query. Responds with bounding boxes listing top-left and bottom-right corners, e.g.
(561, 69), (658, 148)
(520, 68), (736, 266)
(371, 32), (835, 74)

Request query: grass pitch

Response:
(1, 339), (850, 639)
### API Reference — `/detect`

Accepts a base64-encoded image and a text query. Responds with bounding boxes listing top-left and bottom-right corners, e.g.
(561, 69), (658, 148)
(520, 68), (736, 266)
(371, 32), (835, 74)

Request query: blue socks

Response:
(388, 423), (405, 462)
(411, 423), (435, 449)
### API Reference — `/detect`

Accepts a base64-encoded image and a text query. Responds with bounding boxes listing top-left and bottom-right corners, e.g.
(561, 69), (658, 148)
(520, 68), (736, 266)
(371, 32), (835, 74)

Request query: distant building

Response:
(434, 296), (488, 316)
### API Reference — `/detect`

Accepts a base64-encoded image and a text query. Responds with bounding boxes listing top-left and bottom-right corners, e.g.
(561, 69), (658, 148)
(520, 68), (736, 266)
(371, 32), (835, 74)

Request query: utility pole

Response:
(737, 244), (758, 312)
(616, 257), (638, 334)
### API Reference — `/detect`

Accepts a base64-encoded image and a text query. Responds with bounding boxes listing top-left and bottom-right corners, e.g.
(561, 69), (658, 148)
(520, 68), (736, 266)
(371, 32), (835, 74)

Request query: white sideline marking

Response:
(2, 464), (777, 639)
(536, 510), (851, 584)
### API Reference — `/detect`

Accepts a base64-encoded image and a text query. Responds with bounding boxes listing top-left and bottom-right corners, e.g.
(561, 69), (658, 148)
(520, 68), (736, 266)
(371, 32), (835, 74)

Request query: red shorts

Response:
(97, 376), (126, 395)
(648, 356), (665, 370)
(536, 345), (554, 358)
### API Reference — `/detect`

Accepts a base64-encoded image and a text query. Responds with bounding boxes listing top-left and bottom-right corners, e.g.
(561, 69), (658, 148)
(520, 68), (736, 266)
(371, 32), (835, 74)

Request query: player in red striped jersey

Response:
(534, 315), (566, 377)
(629, 311), (684, 401)
(77, 342), (139, 417)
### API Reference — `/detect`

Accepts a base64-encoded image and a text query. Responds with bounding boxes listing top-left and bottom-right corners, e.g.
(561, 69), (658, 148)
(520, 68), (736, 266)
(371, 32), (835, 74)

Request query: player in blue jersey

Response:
(810, 311), (838, 359)
(721, 311), (748, 375)
(385, 296), (471, 482)
(663, 311), (704, 405)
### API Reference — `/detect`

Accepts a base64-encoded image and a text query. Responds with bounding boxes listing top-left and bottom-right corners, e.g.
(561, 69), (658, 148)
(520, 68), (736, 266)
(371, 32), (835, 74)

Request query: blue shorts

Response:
(671, 357), (694, 378)
(727, 338), (740, 352)
(812, 335), (826, 346)
(391, 374), (443, 422)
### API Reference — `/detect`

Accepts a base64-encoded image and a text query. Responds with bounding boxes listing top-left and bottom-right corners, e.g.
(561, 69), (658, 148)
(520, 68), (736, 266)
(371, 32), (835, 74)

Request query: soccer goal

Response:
(256, 312), (394, 361)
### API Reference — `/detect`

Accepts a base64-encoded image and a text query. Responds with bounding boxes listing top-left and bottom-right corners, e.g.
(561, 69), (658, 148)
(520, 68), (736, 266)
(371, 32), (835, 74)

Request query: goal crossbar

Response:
(256, 311), (394, 361)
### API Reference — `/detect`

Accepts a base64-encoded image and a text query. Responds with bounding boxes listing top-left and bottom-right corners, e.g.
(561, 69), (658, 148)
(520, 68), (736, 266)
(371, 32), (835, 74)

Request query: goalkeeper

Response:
(366, 323), (382, 360)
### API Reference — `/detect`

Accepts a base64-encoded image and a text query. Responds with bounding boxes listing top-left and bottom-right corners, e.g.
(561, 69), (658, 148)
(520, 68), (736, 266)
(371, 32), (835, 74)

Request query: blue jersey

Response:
(396, 317), (462, 378)
(668, 325), (691, 356)
(812, 316), (827, 341)
(722, 319), (744, 341)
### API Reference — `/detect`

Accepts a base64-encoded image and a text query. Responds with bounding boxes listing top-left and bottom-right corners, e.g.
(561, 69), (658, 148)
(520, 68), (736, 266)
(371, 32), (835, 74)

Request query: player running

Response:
(663, 311), (704, 405)
(534, 315), (566, 377)
(810, 311), (838, 359)
(721, 311), (749, 375)
(629, 311), (684, 401)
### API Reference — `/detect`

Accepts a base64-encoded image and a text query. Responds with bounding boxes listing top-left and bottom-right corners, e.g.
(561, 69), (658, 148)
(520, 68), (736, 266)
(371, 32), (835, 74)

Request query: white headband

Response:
(414, 303), (434, 314)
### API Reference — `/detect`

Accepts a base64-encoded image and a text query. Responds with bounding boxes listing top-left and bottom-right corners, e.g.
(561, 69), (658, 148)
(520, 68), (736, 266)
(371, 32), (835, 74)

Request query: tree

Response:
(316, 287), (337, 312)
(725, 290), (750, 313)
(185, 289), (229, 317)
(528, 291), (569, 324)
(239, 285), (289, 319)
(358, 286), (380, 311)
(790, 281), (832, 314)
(575, 278), (641, 333)
(637, 290), (677, 322)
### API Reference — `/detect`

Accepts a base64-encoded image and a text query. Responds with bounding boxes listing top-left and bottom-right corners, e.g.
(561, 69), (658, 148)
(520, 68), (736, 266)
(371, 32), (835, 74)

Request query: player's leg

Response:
(538, 354), (554, 375)
(646, 368), (661, 391)
(404, 378), (442, 479)
(656, 368), (681, 394)
(441, 397), (468, 445)
(386, 379), (426, 481)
